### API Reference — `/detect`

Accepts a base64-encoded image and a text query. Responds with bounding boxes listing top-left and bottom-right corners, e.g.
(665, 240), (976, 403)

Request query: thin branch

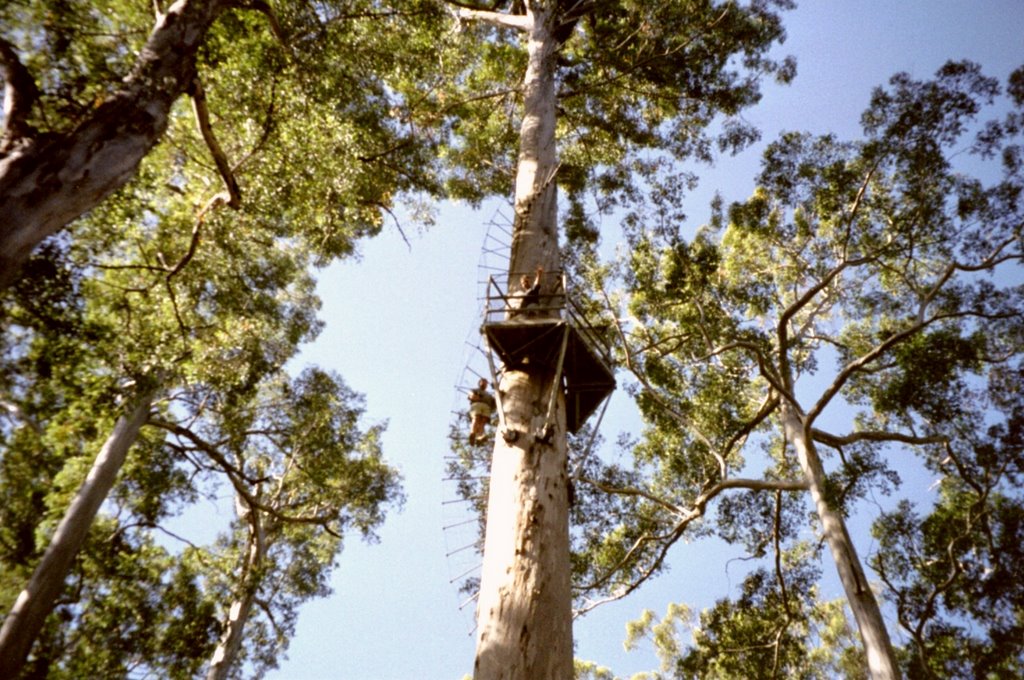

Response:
(808, 291), (1017, 430)
(372, 201), (412, 250)
(770, 489), (791, 680)
(150, 417), (341, 529)
(580, 478), (684, 517)
(812, 429), (947, 448)
(146, 522), (204, 551)
(232, 74), (278, 173)
(840, 161), (880, 251)
(561, 4), (730, 100)
(189, 76), (241, 208)
(164, 188), (233, 281)
(577, 475), (808, 607)
(722, 392), (780, 468)
(229, 0), (288, 46)
(776, 252), (876, 394)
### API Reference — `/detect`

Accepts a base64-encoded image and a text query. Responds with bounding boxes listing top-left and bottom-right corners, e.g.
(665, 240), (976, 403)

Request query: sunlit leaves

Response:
(1, 1), (446, 672)
(572, 59), (1024, 675)
(439, 0), (794, 241)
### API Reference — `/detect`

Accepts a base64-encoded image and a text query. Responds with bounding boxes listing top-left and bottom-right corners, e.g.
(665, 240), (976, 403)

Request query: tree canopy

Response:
(0, 0), (448, 286)
(569, 60), (1024, 677)
(0, 0), (436, 673)
(4, 1), (1022, 677)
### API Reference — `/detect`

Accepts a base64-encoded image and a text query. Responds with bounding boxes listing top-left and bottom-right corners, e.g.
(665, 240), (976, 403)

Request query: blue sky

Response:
(263, 3), (1024, 678)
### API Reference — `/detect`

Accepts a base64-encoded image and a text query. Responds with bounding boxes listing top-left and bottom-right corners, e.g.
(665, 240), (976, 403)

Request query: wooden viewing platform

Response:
(481, 272), (615, 435)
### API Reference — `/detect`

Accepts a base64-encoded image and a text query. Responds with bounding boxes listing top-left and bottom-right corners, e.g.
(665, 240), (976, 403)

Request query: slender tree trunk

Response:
(780, 402), (901, 679)
(0, 0), (226, 289)
(0, 393), (156, 677)
(206, 500), (268, 680)
(474, 3), (573, 679)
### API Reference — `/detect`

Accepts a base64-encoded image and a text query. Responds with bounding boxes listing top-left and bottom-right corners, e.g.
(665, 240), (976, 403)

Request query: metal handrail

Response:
(483, 271), (614, 368)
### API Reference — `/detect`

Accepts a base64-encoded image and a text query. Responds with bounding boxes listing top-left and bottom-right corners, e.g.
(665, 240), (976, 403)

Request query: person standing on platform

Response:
(511, 265), (544, 317)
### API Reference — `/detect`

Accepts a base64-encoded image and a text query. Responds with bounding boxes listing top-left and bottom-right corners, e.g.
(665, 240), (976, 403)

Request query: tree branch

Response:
(770, 489), (793, 680)
(229, 0), (288, 47)
(150, 416), (342, 530)
(812, 428), (947, 448)
(0, 0), (230, 289)
(576, 475), (807, 609)
(455, 6), (531, 31)
(189, 77), (241, 209)
(580, 478), (684, 517)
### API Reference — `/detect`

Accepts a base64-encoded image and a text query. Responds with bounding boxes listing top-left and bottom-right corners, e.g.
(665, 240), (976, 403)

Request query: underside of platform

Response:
(482, 319), (615, 434)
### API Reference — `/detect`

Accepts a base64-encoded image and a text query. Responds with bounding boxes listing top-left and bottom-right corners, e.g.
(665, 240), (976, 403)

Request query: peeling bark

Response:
(0, 393), (156, 677)
(781, 402), (901, 679)
(0, 0), (228, 289)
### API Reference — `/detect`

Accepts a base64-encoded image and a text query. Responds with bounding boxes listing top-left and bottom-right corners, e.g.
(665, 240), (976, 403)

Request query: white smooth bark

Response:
(474, 370), (573, 680)
(474, 4), (574, 677)
(0, 393), (156, 677)
(205, 499), (268, 680)
(781, 402), (901, 679)
(508, 3), (560, 277)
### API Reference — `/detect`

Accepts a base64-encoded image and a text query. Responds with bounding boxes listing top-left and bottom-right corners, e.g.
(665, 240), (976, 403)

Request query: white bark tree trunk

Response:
(474, 371), (573, 680)
(474, 3), (573, 679)
(205, 500), (269, 680)
(780, 402), (901, 679)
(0, 393), (156, 677)
(0, 0), (226, 289)
(508, 2), (559, 277)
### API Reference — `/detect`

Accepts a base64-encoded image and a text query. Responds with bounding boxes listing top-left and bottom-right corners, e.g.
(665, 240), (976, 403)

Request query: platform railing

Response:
(483, 271), (614, 369)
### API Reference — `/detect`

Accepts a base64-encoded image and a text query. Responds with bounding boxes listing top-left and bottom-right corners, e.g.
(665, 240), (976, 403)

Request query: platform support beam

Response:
(537, 326), (569, 443)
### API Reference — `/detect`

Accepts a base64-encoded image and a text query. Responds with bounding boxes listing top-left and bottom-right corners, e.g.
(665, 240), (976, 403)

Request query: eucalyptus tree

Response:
(0, 34), (426, 673)
(0, 186), (394, 674)
(577, 61), (1023, 677)
(616, 568), (867, 678)
(149, 367), (400, 680)
(1, 0), (450, 671)
(0, 244), (222, 678)
(445, 1), (794, 677)
(0, 0), (447, 288)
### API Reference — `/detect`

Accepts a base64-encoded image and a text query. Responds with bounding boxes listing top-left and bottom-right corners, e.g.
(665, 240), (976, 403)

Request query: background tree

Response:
(151, 367), (400, 680)
(0, 245), (222, 678)
(0, 0), (447, 287)
(0, 65), (413, 680)
(445, 2), (793, 676)
(571, 61), (1023, 677)
(1, 1), (449, 673)
(0, 197), (400, 676)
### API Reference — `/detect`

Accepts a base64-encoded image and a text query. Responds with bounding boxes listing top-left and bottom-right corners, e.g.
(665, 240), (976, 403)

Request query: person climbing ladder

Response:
(467, 378), (497, 445)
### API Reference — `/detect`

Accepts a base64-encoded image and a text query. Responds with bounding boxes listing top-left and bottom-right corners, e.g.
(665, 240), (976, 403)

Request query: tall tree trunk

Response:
(474, 372), (573, 680)
(0, 0), (226, 290)
(206, 499), (268, 680)
(508, 1), (559, 277)
(0, 393), (156, 677)
(780, 402), (901, 679)
(474, 3), (573, 679)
